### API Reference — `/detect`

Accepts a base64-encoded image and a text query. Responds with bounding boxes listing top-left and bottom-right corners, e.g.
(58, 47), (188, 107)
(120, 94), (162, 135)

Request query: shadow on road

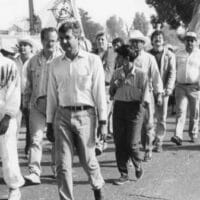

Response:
(163, 144), (200, 151)
(0, 178), (5, 185)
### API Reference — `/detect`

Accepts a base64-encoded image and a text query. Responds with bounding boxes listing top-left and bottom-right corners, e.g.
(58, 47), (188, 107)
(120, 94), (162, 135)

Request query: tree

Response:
(79, 9), (104, 42)
(146, 0), (197, 29)
(162, 24), (184, 49)
(106, 15), (127, 40)
(132, 12), (149, 35)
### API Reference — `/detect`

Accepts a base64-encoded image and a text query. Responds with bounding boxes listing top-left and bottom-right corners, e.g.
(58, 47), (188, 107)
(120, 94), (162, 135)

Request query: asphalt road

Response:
(1, 115), (200, 200)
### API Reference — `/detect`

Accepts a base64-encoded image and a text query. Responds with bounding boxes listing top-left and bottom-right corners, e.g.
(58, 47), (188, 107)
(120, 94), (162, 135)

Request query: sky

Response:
(0, 0), (156, 30)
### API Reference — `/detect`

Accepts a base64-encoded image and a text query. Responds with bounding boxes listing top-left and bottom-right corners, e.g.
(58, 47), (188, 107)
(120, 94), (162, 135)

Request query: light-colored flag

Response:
(51, 0), (92, 51)
(51, 0), (84, 34)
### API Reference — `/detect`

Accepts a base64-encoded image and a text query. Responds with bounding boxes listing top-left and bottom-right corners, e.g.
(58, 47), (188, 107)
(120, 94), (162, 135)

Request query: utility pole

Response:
(29, 0), (35, 35)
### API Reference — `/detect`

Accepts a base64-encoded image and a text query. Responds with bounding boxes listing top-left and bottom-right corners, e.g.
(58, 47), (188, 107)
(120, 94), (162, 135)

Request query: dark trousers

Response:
(113, 101), (144, 176)
(22, 109), (30, 154)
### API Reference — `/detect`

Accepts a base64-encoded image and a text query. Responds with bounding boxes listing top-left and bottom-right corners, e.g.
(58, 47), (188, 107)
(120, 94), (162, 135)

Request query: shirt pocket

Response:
(77, 74), (91, 91)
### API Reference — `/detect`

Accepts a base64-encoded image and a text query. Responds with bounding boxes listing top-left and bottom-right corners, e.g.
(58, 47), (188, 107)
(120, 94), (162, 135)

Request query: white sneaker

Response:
(8, 188), (21, 200)
(24, 173), (41, 184)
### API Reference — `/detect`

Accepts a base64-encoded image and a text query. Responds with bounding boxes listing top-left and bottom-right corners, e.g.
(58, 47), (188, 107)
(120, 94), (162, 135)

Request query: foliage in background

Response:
(132, 12), (149, 35)
(79, 8), (104, 42)
(146, 0), (197, 29)
(106, 15), (127, 40)
(162, 24), (184, 50)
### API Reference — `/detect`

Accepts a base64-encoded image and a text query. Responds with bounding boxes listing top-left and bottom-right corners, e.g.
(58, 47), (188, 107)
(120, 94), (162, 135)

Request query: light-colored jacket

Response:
(0, 54), (20, 120)
(149, 47), (176, 92)
(15, 54), (33, 94)
(134, 50), (163, 94)
(23, 50), (61, 109)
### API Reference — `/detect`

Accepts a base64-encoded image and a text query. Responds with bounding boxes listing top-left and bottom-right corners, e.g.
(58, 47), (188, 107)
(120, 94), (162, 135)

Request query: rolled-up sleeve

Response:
(91, 55), (107, 121)
(46, 64), (58, 123)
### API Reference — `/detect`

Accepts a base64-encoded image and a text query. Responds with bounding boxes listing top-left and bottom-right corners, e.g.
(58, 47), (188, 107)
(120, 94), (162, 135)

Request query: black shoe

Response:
(113, 175), (129, 185)
(153, 145), (163, 153)
(93, 189), (104, 200)
(171, 136), (182, 146)
(135, 164), (143, 180)
(95, 147), (102, 156)
(190, 137), (198, 143)
(152, 137), (159, 146)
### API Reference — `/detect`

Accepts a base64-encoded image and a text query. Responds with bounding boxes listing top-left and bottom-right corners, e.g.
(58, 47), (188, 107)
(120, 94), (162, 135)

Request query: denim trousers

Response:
(0, 117), (24, 189)
(54, 107), (104, 200)
(113, 101), (144, 176)
(141, 93), (155, 151)
(175, 84), (200, 139)
(154, 96), (169, 145)
(28, 106), (55, 176)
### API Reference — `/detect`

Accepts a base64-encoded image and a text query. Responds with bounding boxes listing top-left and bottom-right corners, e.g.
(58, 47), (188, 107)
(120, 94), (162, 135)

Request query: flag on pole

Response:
(51, 0), (84, 34)
(50, 0), (92, 51)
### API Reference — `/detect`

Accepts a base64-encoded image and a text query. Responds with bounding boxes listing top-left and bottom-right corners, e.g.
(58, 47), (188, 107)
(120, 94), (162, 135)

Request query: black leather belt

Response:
(61, 105), (93, 111)
(105, 82), (110, 86)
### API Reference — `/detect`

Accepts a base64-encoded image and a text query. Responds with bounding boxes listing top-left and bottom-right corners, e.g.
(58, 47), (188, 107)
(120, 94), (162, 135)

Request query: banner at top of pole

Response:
(51, 0), (84, 35)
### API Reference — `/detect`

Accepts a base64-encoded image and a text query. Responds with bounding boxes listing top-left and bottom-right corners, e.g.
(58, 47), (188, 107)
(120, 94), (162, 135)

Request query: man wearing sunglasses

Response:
(171, 31), (200, 145)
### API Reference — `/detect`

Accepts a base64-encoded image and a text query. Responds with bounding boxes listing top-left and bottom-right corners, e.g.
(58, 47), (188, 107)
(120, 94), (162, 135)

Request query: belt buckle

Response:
(74, 105), (83, 112)
(80, 105), (84, 111)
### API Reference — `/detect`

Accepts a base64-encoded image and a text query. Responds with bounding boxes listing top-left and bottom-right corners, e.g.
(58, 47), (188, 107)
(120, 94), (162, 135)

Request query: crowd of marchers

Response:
(0, 20), (199, 200)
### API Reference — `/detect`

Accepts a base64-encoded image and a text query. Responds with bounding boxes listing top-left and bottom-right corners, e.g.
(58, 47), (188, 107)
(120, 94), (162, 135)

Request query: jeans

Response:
(28, 106), (55, 176)
(154, 96), (169, 145)
(54, 107), (104, 200)
(175, 84), (200, 139)
(141, 93), (155, 151)
(113, 101), (144, 176)
(0, 118), (24, 189)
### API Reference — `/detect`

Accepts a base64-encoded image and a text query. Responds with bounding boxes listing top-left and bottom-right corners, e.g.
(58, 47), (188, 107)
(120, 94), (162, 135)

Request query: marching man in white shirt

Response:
(47, 21), (107, 200)
(0, 50), (24, 200)
(171, 31), (200, 145)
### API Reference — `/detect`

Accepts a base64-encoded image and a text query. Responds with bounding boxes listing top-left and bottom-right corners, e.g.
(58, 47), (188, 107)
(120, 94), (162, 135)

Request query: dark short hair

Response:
(116, 44), (137, 62)
(112, 37), (124, 46)
(40, 27), (58, 41)
(151, 30), (164, 42)
(58, 21), (82, 38)
(95, 31), (106, 40)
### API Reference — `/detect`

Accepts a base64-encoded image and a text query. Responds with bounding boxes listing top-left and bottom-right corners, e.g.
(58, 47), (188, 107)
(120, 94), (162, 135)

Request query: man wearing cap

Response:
(171, 31), (200, 145)
(149, 30), (176, 153)
(0, 50), (25, 200)
(24, 27), (61, 184)
(94, 32), (116, 154)
(128, 30), (163, 161)
(15, 36), (34, 156)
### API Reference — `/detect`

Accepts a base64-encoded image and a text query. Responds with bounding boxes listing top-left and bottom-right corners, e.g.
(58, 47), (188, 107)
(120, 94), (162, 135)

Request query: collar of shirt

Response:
(62, 49), (87, 61)
(16, 54), (33, 65)
(117, 65), (136, 80)
(37, 50), (59, 66)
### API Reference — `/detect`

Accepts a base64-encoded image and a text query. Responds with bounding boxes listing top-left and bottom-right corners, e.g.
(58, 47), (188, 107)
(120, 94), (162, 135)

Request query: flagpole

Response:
(29, 0), (35, 35)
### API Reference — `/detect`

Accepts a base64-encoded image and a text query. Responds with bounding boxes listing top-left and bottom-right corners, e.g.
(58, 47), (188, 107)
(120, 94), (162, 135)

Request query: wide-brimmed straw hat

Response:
(18, 36), (36, 47)
(184, 31), (197, 41)
(129, 30), (147, 43)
